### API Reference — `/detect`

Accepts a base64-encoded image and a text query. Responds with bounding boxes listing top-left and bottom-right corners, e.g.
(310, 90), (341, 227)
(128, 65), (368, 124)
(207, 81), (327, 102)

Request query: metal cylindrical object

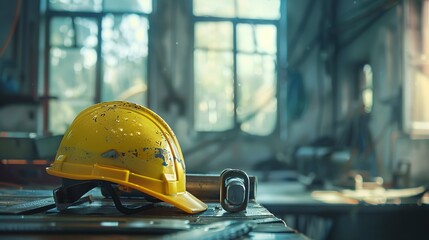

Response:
(186, 174), (257, 202)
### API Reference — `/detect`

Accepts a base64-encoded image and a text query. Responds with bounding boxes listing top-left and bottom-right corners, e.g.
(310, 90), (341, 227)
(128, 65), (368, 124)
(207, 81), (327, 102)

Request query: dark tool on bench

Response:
(220, 169), (250, 213)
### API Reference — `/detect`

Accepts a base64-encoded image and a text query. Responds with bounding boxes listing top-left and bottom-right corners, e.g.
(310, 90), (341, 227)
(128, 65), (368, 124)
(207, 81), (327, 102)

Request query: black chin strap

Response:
(53, 180), (97, 211)
(99, 181), (154, 214)
(53, 179), (154, 214)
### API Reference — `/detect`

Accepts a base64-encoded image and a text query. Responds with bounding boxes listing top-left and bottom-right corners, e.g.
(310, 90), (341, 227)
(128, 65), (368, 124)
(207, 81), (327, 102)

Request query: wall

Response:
(285, 0), (334, 148)
(335, 0), (429, 186)
(0, 0), (40, 133)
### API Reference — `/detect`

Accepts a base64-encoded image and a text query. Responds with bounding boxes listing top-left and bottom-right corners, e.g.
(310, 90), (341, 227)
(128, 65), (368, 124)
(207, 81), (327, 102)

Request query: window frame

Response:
(189, 0), (288, 138)
(41, 1), (153, 135)
(402, 0), (429, 139)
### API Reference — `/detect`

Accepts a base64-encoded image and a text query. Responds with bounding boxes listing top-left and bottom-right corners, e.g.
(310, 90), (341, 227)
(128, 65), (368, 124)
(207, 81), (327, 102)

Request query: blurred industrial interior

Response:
(1, 0), (429, 239)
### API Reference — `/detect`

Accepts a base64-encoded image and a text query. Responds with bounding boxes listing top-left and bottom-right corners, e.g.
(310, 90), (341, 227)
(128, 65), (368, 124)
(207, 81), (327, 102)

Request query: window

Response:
(360, 64), (373, 114)
(192, 0), (284, 136)
(403, 0), (429, 138)
(44, 0), (152, 135)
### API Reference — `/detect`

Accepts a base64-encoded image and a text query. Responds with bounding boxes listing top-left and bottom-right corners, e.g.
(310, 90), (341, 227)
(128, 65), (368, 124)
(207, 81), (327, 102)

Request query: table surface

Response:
(257, 181), (429, 215)
(0, 188), (308, 240)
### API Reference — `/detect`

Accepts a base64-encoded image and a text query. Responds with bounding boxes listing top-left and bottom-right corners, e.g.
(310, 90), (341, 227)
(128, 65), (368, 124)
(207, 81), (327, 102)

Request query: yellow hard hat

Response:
(46, 101), (207, 214)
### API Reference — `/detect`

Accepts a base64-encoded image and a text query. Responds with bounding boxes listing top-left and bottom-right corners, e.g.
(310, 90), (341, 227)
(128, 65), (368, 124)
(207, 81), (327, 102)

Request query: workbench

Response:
(0, 188), (308, 239)
(257, 181), (429, 240)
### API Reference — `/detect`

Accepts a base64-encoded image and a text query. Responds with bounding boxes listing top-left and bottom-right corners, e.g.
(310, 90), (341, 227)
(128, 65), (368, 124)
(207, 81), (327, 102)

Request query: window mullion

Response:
(95, 15), (102, 103)
(71, 17), (77, 48)
(233, 20), (238, 128)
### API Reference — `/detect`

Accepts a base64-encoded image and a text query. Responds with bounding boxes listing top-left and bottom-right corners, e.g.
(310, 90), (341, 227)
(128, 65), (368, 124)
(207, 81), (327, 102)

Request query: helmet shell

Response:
(46, 101), (207, 214)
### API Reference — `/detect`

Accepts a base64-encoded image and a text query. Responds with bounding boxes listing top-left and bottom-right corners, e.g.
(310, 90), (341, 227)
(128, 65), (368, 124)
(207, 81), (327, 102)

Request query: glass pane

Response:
(49, 0), (102, 12)
(50, 17), (98, 47)
(50, 17), (74, 47)
(237, 24), (277, 54)
(195, 22), (233, 50)
(194, 50), (234, 131)
(411, 71), (429, 122)
(49, 47), (97, 99)
(237, 0), (280, 19)
(104, 0), (152, 13)
(193, 0), (235, 18)
(237, 54), (277, 135)
(102, 14), (149, 106)
(193, 0), (280, 19)
(75, 18), (98, 47)
(49, 100), (93, 135)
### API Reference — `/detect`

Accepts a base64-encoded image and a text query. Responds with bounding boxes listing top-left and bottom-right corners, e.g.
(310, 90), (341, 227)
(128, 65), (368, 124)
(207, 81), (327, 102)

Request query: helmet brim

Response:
(159, 191), (208, 214)
(47, 166), (208, 214)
